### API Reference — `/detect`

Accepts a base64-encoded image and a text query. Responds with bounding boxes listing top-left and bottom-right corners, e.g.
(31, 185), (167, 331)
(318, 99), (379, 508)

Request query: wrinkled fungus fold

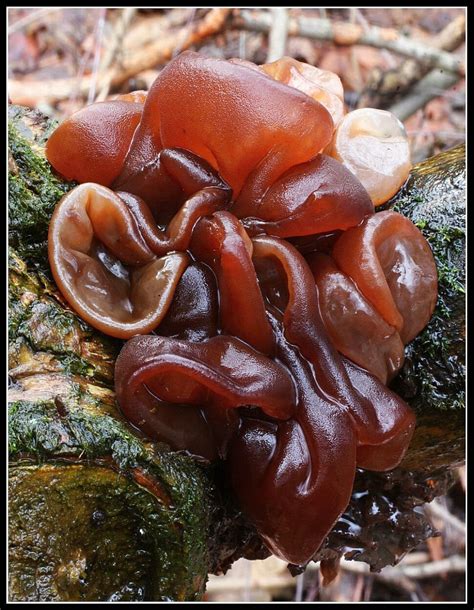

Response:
(48, 183), (189, 339)
(46, 51), (437, 566)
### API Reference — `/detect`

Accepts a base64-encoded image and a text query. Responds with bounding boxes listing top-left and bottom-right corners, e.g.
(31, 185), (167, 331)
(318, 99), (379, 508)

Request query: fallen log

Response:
(8, 105), (465, 600)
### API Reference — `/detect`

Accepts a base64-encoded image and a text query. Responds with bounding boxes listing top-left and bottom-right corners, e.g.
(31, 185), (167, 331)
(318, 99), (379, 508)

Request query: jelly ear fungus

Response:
(45, 51), (438, 567)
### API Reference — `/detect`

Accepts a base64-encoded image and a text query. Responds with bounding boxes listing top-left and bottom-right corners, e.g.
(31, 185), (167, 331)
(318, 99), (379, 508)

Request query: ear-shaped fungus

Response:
(239, 154), (374, 237)
(44, 51), (438, 568)
(158, 262), (219, 343)
(113, 90), (148, 103)
(191, 211), (275, 355)
(118, 51), (334, 210)
(250, 236), (415, 468)
(326, 108), (412, 206)
(228, 237), (415, 564)
(48, 183), (189, 339)
(331, 210), (438, 343)
(307, 252), (405, 384)
(45, 100), (143, 186)
(260, 56), (345, 127)
(114, 147), (232, 222)
(115, 334), (297, 459)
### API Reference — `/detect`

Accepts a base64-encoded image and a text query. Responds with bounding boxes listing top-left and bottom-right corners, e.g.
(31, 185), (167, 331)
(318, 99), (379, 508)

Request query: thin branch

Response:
(95, 8), (137, 102)
(389, 69), (460, 121)
(294, 573), (304, 602)
(424, 498), (466, 536)
(353, 7), (397, 69)
(87, 9), (107, 104)
(237, 10), (465, 76)
(172, 8), (197, 59)
(266, 8), (289, 63)
(358, 14), (465, 110)
(338, 554), (465, 578)
(8, 7), (62, 34)
(399, 555), (465, 579)
(387, 15), (465, 120)
(8, 8), (230, 106)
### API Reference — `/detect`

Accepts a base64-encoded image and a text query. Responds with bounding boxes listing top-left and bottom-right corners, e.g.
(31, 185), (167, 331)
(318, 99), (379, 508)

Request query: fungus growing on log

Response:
(45, 51), (437, 566)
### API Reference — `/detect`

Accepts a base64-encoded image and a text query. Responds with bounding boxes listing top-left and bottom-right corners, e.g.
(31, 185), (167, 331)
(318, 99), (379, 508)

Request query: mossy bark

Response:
(8, 105), (465, 598)
(389, 145), (465, 470)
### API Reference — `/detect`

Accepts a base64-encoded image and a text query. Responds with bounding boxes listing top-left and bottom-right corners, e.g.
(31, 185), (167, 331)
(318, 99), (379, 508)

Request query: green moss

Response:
(9, 399), (146, 466)
(8, 398), (215, 600)
(8, 110), (75, 271)
(9, 247), (118, 383)
(9, 464), (203, 601)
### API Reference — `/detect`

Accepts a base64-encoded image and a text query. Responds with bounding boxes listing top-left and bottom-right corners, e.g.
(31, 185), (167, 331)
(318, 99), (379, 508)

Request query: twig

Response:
(172, 8), (197, 59)
(435, 14), (466, 51)
(363, 574), (373, 601)
(388, 17), (466, 120)
(348, 9), (363, 93)
(95, 8), (137, 102)
(388, 69), (461, 121)
(8, 8), (230, 106)
(266, 8), (289, 63)
(123, 9), (192, 50)
(8, 7), (62, 34)
(424, 498), (466, 537)
(294, 573), (304, 602)
(338, 554), (465, 579)
(353, 7), (397, 69)
(358, 14), (465, 110)
(239, 30), (247, 60)
(237, 10), (465, 76)
(400, 555), (465, 579)
(352, 574), (365, 602)
(87, 9), (107, 104)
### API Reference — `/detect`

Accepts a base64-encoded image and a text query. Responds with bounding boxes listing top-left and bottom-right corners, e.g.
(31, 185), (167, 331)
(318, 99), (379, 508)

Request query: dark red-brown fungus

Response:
(46, 51), (437, 566)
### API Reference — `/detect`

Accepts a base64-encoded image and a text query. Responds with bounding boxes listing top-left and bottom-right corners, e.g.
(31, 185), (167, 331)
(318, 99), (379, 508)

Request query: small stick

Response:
(389, 69), (461, 121)
(358, 14), (465, 110)
(353, 7), (397, 69)
(8, 7), (61, 34)
(266, 8), (289, 63)
(237, 10), (465, 76)
(352, 574), (365, 602)
(400, 555), (465, 579)
(338, 554), (465, 579)
(87, 9), (107, 104)
(424, 498), (466, 536)
(294, 573), (304, 602)
(95, 8), (137, 102)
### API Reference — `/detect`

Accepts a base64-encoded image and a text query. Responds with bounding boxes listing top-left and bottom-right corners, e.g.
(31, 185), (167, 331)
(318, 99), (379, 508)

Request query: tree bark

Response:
(8, 105), (465, 600)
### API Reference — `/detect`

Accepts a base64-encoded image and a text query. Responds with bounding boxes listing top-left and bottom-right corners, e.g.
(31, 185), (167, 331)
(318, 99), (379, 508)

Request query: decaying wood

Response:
(8, 105), (465, 600)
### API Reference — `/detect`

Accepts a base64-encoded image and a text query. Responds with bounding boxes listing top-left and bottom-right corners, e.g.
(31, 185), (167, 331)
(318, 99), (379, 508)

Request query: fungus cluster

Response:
(46, 52), (437, 566)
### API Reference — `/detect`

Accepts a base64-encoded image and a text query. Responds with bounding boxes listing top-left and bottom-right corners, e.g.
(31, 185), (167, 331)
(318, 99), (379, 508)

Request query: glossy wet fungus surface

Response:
(46, 52), (437, 566)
